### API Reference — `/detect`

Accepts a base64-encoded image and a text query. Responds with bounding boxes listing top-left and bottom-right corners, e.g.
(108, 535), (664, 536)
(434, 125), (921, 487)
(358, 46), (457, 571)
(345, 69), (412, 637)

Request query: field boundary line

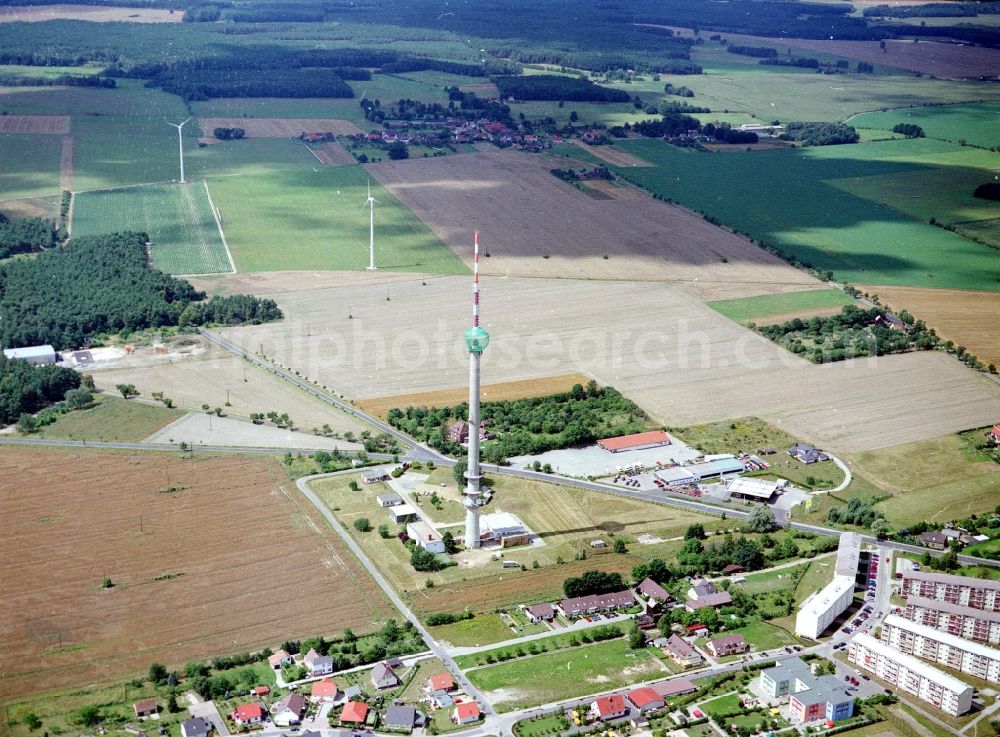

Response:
(203, 180), (237, 274)
(302, 141), (325, 164)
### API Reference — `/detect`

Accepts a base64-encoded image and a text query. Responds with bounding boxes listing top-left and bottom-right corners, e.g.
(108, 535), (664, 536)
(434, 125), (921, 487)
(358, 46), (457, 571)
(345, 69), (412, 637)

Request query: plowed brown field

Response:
(860, 285), (1000, 366)
(0, 447), (393, 698)
(198, 118), (363, 138)
(310, 141), (355, 165)
(367, 149), (821, 301)
(0, 115), (70, 134)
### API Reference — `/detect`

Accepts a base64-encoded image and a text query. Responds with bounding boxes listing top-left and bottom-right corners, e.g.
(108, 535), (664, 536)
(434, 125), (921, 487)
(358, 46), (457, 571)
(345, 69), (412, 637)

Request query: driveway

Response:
(189, 700), (231, 737)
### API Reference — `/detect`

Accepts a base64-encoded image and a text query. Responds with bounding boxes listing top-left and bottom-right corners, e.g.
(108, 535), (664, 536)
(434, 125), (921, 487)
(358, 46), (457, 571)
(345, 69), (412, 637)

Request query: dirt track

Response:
(0, 115), (70, 134)
(216, 275), (1000, 453)
(860, 285), (1000, 366)
(0, 448), (393, 698)
(367, 149), (821, 301)
(310, 141), (356, 165)
(198, 118), (363, 138)
(0, 4), (180, 22)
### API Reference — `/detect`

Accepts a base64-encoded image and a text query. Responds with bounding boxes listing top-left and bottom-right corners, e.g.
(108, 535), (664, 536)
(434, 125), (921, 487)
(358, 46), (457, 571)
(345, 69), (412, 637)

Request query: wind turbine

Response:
(166, 117), (192, 184)
(362, 179), (379, 270)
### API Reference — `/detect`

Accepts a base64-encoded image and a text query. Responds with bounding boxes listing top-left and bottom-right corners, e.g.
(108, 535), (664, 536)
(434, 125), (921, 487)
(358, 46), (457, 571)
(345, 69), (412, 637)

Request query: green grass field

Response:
(429, 614), (515, 648)
(708, 289), (857, 323)
(0, 133), (62, 200)
(737, 565), (808, 595)
(0, 64), (102, 79)
(726, 620), (798, 650)
(35, 394), (182, 442)
(465, 638), (667, 711)
(72, 182), (232, 274)
(850, 103), (1000, 150)
(613, 137), (1000, 291)
(0, 79), (187, 118)
(206, 166), (467, 273)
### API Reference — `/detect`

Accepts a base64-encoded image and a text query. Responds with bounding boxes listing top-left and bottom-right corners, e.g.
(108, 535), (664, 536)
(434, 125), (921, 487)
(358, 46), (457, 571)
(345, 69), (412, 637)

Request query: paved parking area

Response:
(509, 436), (701, 478)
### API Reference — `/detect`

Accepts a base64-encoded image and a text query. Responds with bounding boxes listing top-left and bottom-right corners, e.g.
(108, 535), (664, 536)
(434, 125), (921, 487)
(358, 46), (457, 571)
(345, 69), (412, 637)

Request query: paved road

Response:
(0, 436), (394, 459)
(294, 474), (495, 719)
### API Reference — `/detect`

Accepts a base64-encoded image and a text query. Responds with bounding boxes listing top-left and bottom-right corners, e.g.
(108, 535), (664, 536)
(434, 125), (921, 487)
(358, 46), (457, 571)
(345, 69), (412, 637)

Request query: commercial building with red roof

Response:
(340, 702), (369, 725)
(598, 430), (671, 453)
(626, 687), (665, 712)
(590, 694), (628, 721)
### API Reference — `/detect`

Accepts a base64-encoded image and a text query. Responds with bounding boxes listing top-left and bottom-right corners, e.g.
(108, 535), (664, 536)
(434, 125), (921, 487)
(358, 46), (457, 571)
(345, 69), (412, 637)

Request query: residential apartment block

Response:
(759, 658), (854, 723)
(848, 633), (973, 716)
(899, 571), (1000, 613)
(882, 614), (1000, 685)
(794, 532), (862, 639)
(904, 595), (1000, 645)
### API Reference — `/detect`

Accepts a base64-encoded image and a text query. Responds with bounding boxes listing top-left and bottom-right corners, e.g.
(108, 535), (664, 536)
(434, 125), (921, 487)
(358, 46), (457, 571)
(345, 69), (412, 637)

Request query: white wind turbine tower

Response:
(166, 117), (192, 184)
(362, 179), (379, 270)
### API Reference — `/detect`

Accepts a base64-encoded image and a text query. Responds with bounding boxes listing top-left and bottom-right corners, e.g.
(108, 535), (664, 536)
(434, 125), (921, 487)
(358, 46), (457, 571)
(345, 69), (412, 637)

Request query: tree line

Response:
(781, 122), (860, 146)
(0, 231), (282, 349)
(147, 68), (354, 100)
(0, 354), (80, 425)
(491, 74), (630, 103)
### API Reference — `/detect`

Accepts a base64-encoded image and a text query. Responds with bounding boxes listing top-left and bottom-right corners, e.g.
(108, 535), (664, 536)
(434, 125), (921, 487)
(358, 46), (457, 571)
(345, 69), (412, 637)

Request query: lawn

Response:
(726, 620), (798, 650)
(708, 289), (858, 323)
(72, 182), (232, 274)
(465, 638), (668, 712)
(429, 614), (515, 648)
(964, 537), (1000, 557)
(205, 166), (467, 274)
(701, 693), (742, 719)
(34, 394), (182, 442)
(850, 102), (1000, 150)
(515, 713), (569, 737)
(454, 625), (626, 669)
(612, 137), (1000, 291)
(850, 432), (1000, 526)
(0, 64), (103, 79)
(0, 133), (62, 200)
(737, 565), (808, 595)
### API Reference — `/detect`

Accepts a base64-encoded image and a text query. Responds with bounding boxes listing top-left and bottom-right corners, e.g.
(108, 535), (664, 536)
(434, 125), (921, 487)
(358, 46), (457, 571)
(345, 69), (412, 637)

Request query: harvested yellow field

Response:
(0, 4), (181, 22)
(355, 373), (593, 419)
(216, 275), (1000, 453)
(368, 148), (823, 302)
(860, 285), (1000, 367)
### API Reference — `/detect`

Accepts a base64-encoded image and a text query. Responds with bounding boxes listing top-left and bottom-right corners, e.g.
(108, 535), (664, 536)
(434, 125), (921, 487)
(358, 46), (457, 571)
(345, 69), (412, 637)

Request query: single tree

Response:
(743, 504), (777, 533)
(117, 383), (137, 398)
(354, 518), (372, 532)
(613, 538), (628, 554)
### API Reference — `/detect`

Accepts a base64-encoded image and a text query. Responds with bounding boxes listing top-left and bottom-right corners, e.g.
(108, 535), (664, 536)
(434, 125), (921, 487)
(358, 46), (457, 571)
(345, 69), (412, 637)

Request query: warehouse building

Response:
(904, 595), (1000, 645)
(727, 476), (784, 502)
(794, 533), (862, 639)
(900, 570), (1000, 613)
(849, 633), (973, 716)
(479, 511), (530, 547)
(882, 614), (1000, 684)
(598, 430), (671, 453)
(3, 344), (57, 364)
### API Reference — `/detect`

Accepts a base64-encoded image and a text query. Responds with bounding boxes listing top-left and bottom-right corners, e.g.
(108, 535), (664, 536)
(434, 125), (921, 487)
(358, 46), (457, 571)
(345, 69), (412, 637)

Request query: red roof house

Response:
(453, 702), (481, 724)
(590, 695), (628, 721)
(252, 686), (270, 697)
(427, 673), (455, 692)
(310, 677), (339, 703)
(340, 702), (369, 725)
(229, 703), (265, 725)
(990, 425), (1000, 444)
(626, 688), (665, 712)
(598, 430), (671, 453)
(134, 699), (158, 718)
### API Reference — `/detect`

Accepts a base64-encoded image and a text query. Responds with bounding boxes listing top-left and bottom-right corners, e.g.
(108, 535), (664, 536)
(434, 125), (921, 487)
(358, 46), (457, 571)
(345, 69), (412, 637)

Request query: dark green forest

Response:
(492, 75), (630, 103)
(0, 355), (80, 424)
(0, 216), (55, 259)
(0, 232), (281, 348)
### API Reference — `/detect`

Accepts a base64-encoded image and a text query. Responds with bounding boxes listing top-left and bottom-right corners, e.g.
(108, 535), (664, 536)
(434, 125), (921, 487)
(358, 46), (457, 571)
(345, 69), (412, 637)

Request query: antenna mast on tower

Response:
(463, 230), (490, 549)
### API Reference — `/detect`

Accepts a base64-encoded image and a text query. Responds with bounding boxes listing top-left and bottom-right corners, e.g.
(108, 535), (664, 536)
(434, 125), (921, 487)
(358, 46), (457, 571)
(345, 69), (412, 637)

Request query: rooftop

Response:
(798, 575), (854, 621)
(727, 477), (780, 498)
(906, 595), (1000, 624)
(884, 614), (1000, 660)
(852, 633), (972, 693)
(598, 430), (671, 452)
(3, 344), (56, 360)
(834, 532), (862, 577)
(903, 570), (1000, 591)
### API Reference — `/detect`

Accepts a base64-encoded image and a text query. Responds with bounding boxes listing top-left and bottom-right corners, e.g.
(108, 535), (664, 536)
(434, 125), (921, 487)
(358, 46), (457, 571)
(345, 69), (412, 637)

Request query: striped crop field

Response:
(71, 181), (232, 275)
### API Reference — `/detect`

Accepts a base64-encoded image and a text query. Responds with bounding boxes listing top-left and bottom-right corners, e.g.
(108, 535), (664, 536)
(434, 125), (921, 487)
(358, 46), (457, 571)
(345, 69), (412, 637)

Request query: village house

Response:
(302, 648), (333, 676)
(787, 443), (829, 464)
(371, 661), (401, 689)
(453, 702), (481, 725)
(662, 635), (703, 667)
(626, 687), (665, 713)
(686, 623), (709, 637)
(310, 677), (339, 703)
(525, 603), (556, 622)
(428, 690), (455, 709)
(229, 703), (265, 727)
(637, 577), (673, 605)
(271, 694), (307, 727)
(558, 589), (636, 617)
(133, 699), (158, 719)
(707, 634), (748, 657)
(340, 701), (369, 725)
(590, 695), (628, 722)
(426, 673), (455, 692)
(989, 425), (1000, 445)
(384, 706), (419, 732)
(268, 649), (293, 670)
(685, 592), (733, 611)
(181, 718), (213, 737)
(447, 420), (494, 444)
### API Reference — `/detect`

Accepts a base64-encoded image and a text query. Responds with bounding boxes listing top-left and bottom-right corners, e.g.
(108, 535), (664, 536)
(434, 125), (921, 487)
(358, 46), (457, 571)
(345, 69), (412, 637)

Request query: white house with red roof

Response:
(426, 673), (455, 692)
(229, 703), (265, 726)
(626, 687), (665, 713)
(453, 702), (481, 724)
(589, 695), (628, 722)
(310, 677), (339, 703)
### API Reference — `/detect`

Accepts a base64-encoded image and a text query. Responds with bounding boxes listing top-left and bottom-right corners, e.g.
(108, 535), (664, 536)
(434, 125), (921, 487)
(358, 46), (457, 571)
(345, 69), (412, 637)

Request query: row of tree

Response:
(0, 231), (282, 349)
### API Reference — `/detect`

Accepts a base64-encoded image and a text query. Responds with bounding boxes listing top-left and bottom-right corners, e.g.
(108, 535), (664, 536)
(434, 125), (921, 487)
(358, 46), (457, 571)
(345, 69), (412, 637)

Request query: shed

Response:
(3, 344), (57, 364)
(377, 492), (404, 507)
(389, 503), (418, 523)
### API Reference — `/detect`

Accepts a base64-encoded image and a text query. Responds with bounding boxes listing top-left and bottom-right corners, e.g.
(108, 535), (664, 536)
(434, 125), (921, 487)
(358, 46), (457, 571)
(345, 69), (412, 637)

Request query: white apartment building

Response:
(905, 595), (1000, 645)
(882, 614), (1000, 685)
(849, 633), (973, 716)
(794, 533), (862, 639)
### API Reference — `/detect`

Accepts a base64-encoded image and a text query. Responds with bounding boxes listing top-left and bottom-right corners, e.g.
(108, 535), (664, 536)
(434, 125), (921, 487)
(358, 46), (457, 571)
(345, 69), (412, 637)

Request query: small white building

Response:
(3, 344), (57, 364)
(389, 503), (418, 523)
(407, 521), (445, 553)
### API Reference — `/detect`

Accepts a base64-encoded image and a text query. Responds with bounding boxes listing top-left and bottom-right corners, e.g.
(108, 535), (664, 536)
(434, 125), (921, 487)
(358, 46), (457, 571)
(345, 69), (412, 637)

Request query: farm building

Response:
(654, 466), (697, 487)
(787, 444), (829, 464)
(558, 589), (636, 617)
(377, 492), (403, 507)
(707, 634), (748, 657)
(388, 503), (418, 524)
(480, 511), (530, 546)
(598, 430), (671, 453)
(3, 344), (57, 364)
(407, 521), (444, 553)
(727, 476), (784, 502)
